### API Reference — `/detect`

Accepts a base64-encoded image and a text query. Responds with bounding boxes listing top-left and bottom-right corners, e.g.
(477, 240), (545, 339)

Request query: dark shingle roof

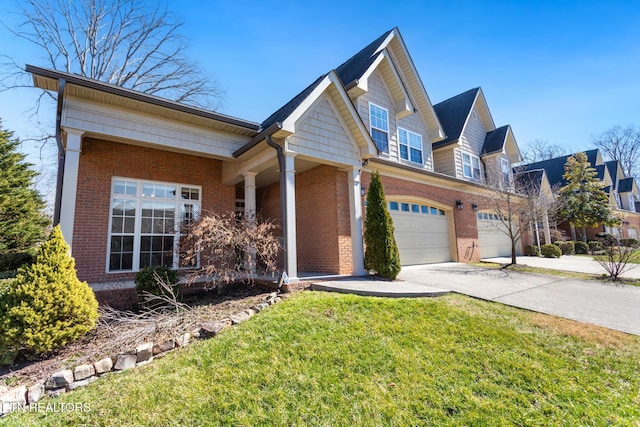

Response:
(482, 125), (509, 155)
(515, 169), (544, 192)
(432, 88), (479, 149)
(605, 160), (620, 188)
(618, 177), (635, 193)
(519, 149), (600, 188)
(594, 164), (607, 181)
(335, 30), (393, 87)
(260, 74), (327, 129)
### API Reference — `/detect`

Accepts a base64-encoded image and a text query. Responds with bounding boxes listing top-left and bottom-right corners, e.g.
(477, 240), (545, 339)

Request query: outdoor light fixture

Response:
(361, 186), (366, 197)
(456, 200), (464, 210)
(471, 203), (479, 212)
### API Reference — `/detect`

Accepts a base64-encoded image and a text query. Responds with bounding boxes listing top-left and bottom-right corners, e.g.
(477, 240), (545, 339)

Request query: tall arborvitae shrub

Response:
(364, 171), (401, 279)
(0, 226), (98, 362)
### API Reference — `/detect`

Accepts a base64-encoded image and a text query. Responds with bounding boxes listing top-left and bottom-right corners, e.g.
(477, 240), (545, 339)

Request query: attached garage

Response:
(477, 212), (514, 258)
(388, 200), (452, 265)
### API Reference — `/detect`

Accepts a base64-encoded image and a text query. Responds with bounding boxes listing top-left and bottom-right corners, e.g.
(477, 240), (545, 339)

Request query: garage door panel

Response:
(477, 214), (514, 258)
(389, 201), (451, 265)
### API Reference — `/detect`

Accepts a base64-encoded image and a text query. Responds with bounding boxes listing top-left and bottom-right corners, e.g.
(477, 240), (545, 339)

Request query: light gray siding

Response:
(460, 107), (487, 154)
(288, 97), (360, 166)
(398, 110), (433, 170)
(433, 148), (456, 176)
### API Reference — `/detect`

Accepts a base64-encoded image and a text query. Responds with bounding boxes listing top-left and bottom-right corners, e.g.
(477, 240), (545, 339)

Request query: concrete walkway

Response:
(311, 278), (449, 298)
(483, 255), (640, 279)
(399, 263), (640, 336)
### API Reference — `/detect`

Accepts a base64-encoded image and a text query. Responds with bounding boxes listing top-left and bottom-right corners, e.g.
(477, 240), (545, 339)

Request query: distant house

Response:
(518, 150), (640, 240)
(28, 27), (530, 307)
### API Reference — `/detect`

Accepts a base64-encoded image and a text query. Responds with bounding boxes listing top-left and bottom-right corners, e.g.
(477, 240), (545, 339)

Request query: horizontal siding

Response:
(358, 70), (398, 159)
(62, 97), (249, 158)
(398, 111), (433, 170)
(433, 148), (456, 176)
(460, 107), (486, 155)
(289, 98), (360, 166)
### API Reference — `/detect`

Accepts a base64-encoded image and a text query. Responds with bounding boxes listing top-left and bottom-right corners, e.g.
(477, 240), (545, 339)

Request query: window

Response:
(401, 203), (410, 212)
(369, 103), (389, 153)
(389, 201), (399, 211)
(411, 204), (420, 213)
(421, 205), (429, 214)
(462, 152), (481, 180)
(629, 193), (636, 212)
(398, 128), (423, 164)
(430, 207), (438, 215)
(108, 178), (201, 272)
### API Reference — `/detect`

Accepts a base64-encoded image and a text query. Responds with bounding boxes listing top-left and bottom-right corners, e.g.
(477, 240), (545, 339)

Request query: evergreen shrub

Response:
(541, 244), (562, 258)
(524, 245), (540, 256)
(574, 241), (589, 255)
(554, 241), (574, 255)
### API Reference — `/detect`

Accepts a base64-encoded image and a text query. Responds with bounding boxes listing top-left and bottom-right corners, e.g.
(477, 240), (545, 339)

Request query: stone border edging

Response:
(0, 292), (288, 417)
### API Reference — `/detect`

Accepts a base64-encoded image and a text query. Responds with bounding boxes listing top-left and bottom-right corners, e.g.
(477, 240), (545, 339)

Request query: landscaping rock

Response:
(200, 321), (224, 338)
(93, 357), (113, 374)
(279, 293), (291, 299)
(136, 358), (153, 367)
(136, 342), (154, 363)
(74, 364), (96, 381)
(1, 386), (26, 412)
(175, 333), (191, 347)
(244, 308), (256, 317)
(47, 387), (66, 398)
(273, 297), (281, 304)
(229, 311), (250, 324)
(153, 339), (175, 355)
(113, 354), (137, 371)
(45, 369), (74, 390)
(27, 382), (45, 404)
(66, 379), (90, 391)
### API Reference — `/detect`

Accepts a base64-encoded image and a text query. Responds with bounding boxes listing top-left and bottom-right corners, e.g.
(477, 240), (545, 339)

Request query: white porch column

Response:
(283, 154), (297, 281)
(243, 172), (257, 275)
(348, 168), (366, 275)
(543, 210), (551, 245)
(60, 128), (85, 251)
(243, 172), (257, 222)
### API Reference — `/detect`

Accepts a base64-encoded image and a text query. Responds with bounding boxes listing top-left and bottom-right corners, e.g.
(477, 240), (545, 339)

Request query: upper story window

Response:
(614, 192), (622, 208)
(398, 128), (423, 164)
(108, 178), (201, 273)
(628, 193), (636, 212)
(369, 103), (389, 153)
(462, 152), (481, 180)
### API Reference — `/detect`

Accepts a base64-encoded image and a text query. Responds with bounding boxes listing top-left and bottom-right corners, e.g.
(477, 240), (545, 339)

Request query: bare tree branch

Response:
(591, 125), (640, 178)
(520, 139), (567, 164)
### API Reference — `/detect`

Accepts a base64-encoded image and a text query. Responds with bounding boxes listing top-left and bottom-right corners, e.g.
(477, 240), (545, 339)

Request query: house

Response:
(519, 150), (640, 240)
(28, 28), (528, 307)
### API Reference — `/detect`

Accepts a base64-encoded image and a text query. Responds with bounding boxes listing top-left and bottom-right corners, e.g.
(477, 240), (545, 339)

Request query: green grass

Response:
(3, 292), (640, 426)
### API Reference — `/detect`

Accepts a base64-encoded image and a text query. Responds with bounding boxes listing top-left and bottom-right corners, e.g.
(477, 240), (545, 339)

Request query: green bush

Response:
(524, 245), (540, 256)
(554, 241), (574, 255)
(619, 238), (638, 247)
(588, 240), (602, 252)
(574, 241), (589, 255)
(541, 244), (562, 258)
(0, 226), (98, 362)
(135, 265), (178, 296)
(595, 232), (618, 247)
(0, 251), (35, 272)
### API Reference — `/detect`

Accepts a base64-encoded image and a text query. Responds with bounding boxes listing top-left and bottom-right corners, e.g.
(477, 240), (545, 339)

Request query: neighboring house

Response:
(28, 27), (528, 307)
(432, 88), (521, 185)
(514, 168), (555, 246)
(519, 150), (640, 240)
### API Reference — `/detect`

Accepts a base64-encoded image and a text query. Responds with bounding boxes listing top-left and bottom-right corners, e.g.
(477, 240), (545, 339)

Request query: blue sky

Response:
(1, 0), (640, 169)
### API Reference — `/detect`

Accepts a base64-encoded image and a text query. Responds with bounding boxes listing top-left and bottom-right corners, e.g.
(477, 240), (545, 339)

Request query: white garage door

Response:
(629, 228), (639, 240)
(477, 212), (513, 259)
(388, 201), (451, 265)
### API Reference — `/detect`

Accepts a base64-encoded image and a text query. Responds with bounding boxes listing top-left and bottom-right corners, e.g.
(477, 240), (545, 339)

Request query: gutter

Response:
(53, 78), (66, 225)
(233, 122), (282, 158)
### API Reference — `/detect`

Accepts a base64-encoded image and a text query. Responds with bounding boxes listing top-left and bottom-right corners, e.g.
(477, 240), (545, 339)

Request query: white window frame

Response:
(398, 127), (423, 164)
(462, 152), (482, 180)
(369, 102), (389, 153)
(106, 177), (201, 273)
(628, 193), (636, 212)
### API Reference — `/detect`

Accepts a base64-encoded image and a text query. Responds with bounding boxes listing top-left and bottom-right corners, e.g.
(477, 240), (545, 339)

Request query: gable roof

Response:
(515, 168), (544, 191)
(260, 74), (327, 129)
(482, 125), (509, 155)
(619, 177), (635, 193)
(335, 30), (393, 88)
(432, 88), (479, 149)
(519, 149), (600, 188)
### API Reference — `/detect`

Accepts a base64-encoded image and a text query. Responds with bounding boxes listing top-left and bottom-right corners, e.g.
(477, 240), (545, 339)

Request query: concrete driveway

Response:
(483, 255), (640, 279)
(398, 263), (640, 335)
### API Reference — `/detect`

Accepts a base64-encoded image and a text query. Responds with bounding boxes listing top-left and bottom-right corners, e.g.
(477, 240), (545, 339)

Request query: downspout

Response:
(53, 78), (66, 225)
(265, 134), (289, 274)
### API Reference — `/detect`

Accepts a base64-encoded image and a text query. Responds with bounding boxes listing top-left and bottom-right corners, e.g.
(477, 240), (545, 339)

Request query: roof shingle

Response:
(432, 88), (479, 149)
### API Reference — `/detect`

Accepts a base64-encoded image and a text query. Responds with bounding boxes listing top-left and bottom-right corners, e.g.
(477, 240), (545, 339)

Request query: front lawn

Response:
(4, 292), (640, 426)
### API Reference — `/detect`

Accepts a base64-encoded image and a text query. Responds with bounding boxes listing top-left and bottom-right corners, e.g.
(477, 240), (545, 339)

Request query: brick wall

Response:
(295, 165), (353, 274)
(73, 138), (235, 284)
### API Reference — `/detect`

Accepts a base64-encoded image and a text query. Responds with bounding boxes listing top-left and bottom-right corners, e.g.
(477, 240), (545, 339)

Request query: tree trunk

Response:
(511, 242), (517, 265)
(582, 225), (587, 242)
